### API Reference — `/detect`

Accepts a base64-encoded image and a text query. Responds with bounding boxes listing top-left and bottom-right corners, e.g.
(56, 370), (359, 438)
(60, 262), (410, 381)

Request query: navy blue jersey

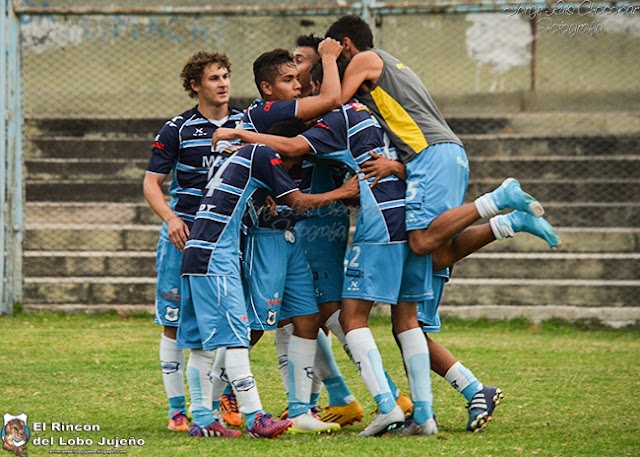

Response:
(242, 99), (298, 133)
(301, 100), (407, 243)
(147, 106), (244, 223)
(181, 144), (298, 276)
(242, 98), (347, 226)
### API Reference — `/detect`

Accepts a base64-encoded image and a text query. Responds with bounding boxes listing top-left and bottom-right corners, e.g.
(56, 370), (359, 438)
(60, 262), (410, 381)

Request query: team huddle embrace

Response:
(143, 15), (560, 439)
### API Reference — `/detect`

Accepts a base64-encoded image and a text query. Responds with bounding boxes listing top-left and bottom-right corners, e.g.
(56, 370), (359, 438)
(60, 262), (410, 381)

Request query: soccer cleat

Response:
(466, 386), (504, 433)
(288, 412), (341, 434)
(401, 417), (438, 436)
(372, 391), (413, 417)
(188, 420), (242, 438)
(360, 405), (405, 437)
(507, 211), (561, 249)
(167, 411), (190, 432)
(247, 412), (293, 439)
(492, 178), (545, 217)
(320, 400), (364, 427)
(221, 392), (242, 427)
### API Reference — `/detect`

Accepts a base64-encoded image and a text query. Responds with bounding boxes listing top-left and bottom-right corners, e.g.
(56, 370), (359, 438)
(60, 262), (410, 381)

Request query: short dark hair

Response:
(267, 118), (308, 137)
(181, 51), (231, 99)
(295, 33), (322, 51)
(310, 55), (349, 85)
(253, 49), (294, 97)
(325, 15), (374, 51)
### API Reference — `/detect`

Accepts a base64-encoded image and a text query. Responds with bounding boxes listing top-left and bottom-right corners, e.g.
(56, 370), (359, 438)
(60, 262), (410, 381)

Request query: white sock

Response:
(397, 328), (433, 422)
(444, 361), (483, 393)
(210, 347), (228, 404)
(313, 330), (332, 382)
(288, 335), (317, 416)
(475, 194), (500, 219)
(345, 327), (391, 399)
(186, 349), (215, 426)
(275, 323), (294, 394)
(225, 348), (262, 415)
(160, 334), (186, 401)
(490, 214), (515, 240)
(326, 310), (352, 360)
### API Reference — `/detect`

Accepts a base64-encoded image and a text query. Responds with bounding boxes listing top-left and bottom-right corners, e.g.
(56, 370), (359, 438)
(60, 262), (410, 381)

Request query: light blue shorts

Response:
(404, 142), (469, 232)
(297, 215), (350, 305)
(177, 274), (251, 350)
(343, 242), (433, 304)
(243, 228), (319, 331)
(154, 236), (183, 327)
(418, 268), (450, 333)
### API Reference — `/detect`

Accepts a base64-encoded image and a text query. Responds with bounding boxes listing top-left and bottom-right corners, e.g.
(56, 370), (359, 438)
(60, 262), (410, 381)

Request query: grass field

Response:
(1, 312), (639, 457)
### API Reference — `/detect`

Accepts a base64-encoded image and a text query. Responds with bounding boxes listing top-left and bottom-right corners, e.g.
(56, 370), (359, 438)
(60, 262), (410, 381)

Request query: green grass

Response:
(1, 313), (639, 456)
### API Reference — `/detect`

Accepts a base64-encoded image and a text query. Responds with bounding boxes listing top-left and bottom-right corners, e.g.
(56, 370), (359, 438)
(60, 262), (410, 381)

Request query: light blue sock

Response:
(317, 330), (354, 406)
(310, 392), (321, 407)
(385, 371), (400, 400)
(374, 392), (397, 414)
(212, 399), (221, 411)
(186, 366), (214, 428)
(462, 381), (482, 402)
(223, 383), (233, 395)
(398, 328), (434, 424)
(245, 411), (259, 429)
(324, 376), (353, 406)
(168, 396), (186, 418)
(444, 362), (483, 402)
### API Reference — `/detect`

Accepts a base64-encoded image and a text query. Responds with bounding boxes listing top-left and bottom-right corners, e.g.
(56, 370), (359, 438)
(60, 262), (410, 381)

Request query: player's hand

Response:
(212, 128), (240, 151)
(338, 175), (360, 199)
(167, 215), (189, 251)
(358, 152), (402, 187)
(265, 195), (279, 216)
(318, 38), (343, 60)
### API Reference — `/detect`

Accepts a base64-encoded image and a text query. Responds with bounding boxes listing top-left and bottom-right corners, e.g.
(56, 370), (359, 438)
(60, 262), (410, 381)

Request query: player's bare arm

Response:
(340, 51), (383, 104)
(143, 171), (189, 250)
(358, 151), (407, 186)
(295, 38), (343, 121)
(282, 175), (359, 211)
(212, 128), (310, 158)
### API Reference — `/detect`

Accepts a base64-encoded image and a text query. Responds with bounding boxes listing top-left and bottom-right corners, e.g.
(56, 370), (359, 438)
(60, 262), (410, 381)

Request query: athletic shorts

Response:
(177, 274), (251, 350)
(418, 268), (451, 333)
(297, 215), (349, 305)
(404, 142), (469, 232)
(243, 228), (318, 331)
(342, 242), (433, 304)
(154, 236), (183, 327)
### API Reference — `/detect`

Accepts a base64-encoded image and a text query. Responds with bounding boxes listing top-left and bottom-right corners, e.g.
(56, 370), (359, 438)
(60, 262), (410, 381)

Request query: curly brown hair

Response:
(181, 51), (231, 99)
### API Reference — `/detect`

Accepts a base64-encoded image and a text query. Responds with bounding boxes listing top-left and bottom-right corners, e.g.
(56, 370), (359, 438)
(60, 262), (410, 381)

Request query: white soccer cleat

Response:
(401, 417), (438, 436)
(359, 405), (405, 437)
(287, 412), (341, 434)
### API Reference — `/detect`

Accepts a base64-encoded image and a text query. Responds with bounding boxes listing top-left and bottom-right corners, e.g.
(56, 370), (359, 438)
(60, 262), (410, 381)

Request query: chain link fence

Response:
(11, 0), (640, 317)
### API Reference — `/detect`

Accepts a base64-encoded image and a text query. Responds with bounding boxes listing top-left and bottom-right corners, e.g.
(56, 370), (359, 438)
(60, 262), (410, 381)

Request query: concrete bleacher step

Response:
(22, 250), (640, 281)
(22, 303), (154, 314)
(25, 155), (640, 182)
(24, 251), (156, 277)
(24, 226), (640, 253)
(441, 278), (640, 308)
(460, 133), (640, 157)
(25, 202), (159, 225)
(25, 178), (640, 204)
(25, 224), (158, 252)
(23, 276), (156, 305)
(27, 133), (640, 160)
(452, 253), (640, 280)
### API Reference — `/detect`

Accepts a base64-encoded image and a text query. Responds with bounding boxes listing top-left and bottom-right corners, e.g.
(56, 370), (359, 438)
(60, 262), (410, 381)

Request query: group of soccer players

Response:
(144, 15), (561, 439)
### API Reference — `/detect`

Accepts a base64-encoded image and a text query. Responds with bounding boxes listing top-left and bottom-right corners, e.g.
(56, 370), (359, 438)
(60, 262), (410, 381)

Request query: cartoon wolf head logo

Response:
(2, 414), (29, 457)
